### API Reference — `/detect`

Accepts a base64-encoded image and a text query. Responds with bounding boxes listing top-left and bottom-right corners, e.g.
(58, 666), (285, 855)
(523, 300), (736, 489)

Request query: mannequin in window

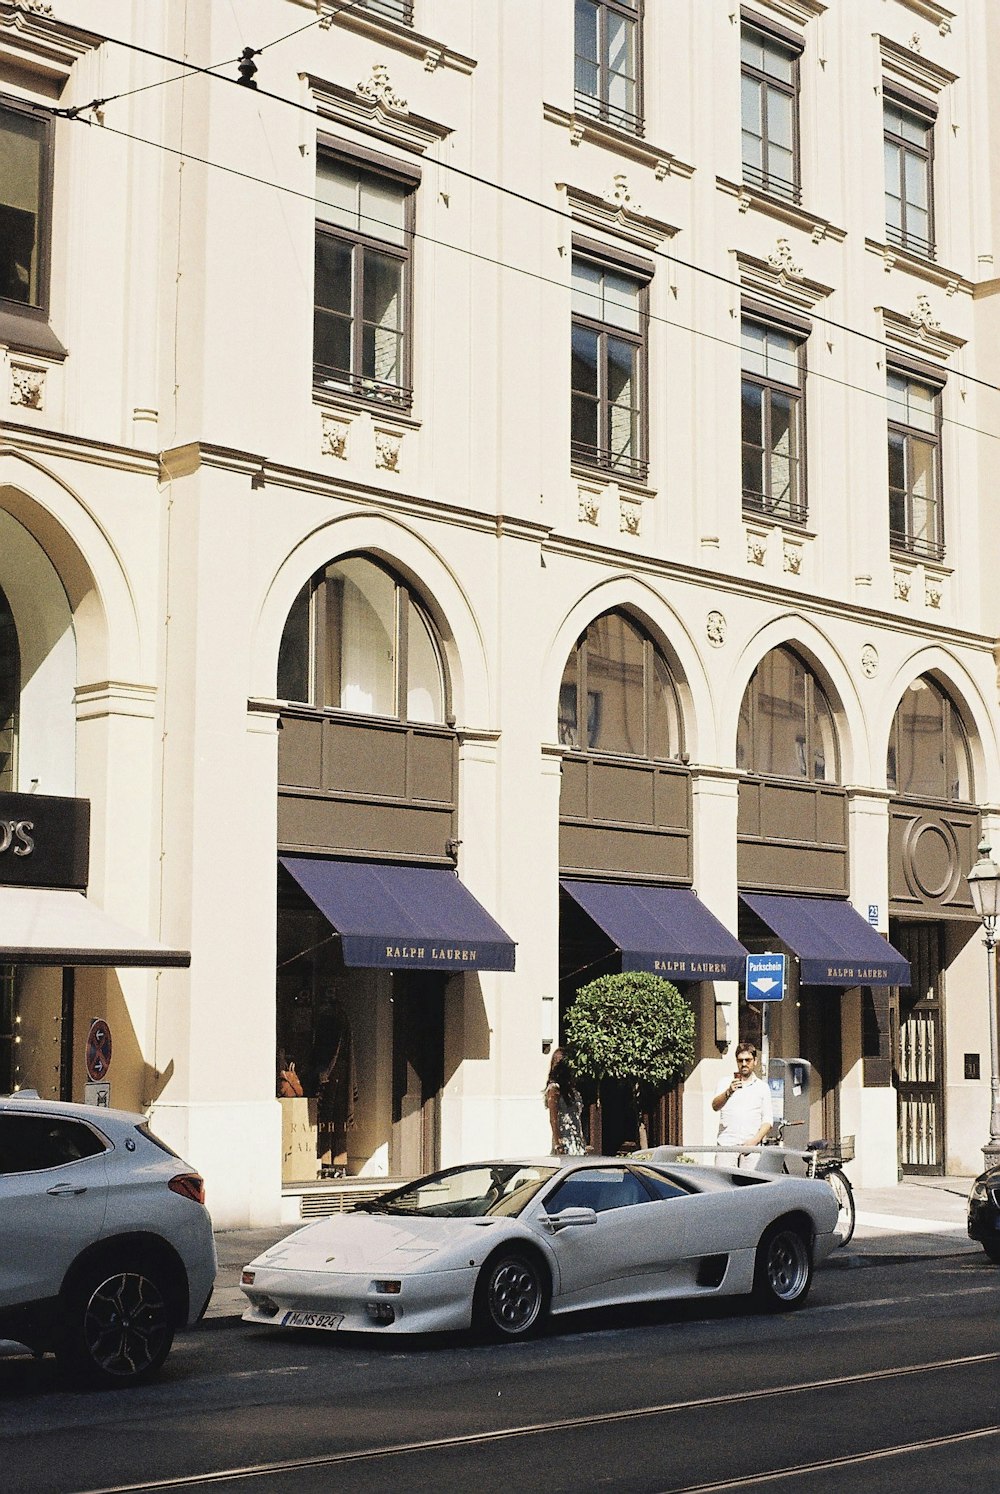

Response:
(313, 993), (357, 1179)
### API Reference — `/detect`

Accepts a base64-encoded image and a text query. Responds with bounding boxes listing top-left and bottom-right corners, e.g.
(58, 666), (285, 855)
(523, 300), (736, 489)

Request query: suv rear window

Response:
(0, 1114), (108, 1173)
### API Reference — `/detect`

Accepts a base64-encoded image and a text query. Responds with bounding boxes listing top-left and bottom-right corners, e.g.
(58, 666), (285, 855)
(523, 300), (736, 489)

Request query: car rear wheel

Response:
(473, 1249), (549, 1339)
(752, 1222), (813, 1310)
(58, 1259), (176, 1387)
(980, 1239), (1000, 1264)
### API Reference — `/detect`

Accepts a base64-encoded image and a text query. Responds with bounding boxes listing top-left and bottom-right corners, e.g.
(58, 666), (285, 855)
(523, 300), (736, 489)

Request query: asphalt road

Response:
(6, 1243), (999, 1494)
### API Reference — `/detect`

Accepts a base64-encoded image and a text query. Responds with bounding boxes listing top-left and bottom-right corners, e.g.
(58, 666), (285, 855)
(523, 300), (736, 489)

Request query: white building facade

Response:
(2, 0), (1000, 1225)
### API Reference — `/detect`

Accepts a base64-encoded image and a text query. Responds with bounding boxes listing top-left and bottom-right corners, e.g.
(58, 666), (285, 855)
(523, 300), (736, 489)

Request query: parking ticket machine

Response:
(767, 1057), (812, 1131)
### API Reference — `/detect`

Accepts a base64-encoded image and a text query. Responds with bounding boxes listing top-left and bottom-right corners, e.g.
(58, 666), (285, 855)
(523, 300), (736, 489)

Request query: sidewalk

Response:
(204, 1176), (980, 1320)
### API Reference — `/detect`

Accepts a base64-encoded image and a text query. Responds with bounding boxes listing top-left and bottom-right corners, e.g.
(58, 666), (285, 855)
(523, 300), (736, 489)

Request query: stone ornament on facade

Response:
(767, 237), (803, 281)
(783, 543), (802, 575)
(706, 610), (727, 648)
(747, 535), (767, 566)
(925, 579), (943, 609)
(357, 63), (408, 114)
(603, 173), (643, 216)
(374, 429), (402, 472)
(619, 498), (641, 535)
(13, 0), (53, 11)
(860, 643), (879, 678)
(10, 366), (44, 409)
(321, 413), (349, 459)
(894, 571), (912, 601)
(910, 293), (940, 333)
(578, 487), (600, 525)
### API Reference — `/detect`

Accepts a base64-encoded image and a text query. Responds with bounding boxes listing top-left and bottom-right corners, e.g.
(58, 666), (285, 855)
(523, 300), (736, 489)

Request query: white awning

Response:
(0, 886), (190, 968)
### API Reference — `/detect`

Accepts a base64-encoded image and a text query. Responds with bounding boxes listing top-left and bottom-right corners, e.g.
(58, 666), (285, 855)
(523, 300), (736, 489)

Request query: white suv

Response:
(0, 1093), (217, 1386)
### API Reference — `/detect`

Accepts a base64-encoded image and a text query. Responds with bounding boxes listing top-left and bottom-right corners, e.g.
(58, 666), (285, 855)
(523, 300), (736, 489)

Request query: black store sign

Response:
(0, 791), (90, 890)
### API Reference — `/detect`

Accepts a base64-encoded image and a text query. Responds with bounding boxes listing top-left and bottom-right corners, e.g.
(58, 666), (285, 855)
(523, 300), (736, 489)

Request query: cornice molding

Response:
(317, 0), (475, 76)
(735, 246), (834, 312)
(879, 301), (966, 361)
(560, 180), (678, 253)
(0, 0), (101, 81)
(742, 0), (826, 27)
(878, 34), (957, 93)
(864, 237), (973, 296)
(544, 103), (695, 179)
(892, 0), (955, 37)
(306, 71), (451, 154)
(716, 177), (846, 244)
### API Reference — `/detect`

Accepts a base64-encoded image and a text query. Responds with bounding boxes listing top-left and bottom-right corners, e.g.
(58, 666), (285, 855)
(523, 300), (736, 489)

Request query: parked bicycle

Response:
(764, 1118), (856, 1249)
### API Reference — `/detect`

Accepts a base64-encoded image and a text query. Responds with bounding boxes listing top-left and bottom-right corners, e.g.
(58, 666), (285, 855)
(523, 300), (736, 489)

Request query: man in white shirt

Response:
(712, 1042), (774, 1168)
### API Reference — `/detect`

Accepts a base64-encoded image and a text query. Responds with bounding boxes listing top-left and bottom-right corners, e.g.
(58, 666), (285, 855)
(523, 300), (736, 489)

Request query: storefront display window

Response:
(736, 646), (839, 782)
(558, 610), (683, 759)
(277, 555), (446, 724)
(887, 676), (972, 801)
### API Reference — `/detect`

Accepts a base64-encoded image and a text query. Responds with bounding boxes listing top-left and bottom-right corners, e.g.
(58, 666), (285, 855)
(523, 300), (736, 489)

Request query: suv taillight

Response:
(169, 1172), (206, 1205)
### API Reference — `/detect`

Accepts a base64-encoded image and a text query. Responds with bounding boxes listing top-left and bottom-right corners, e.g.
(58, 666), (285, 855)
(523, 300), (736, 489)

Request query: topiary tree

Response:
(563, 972), (696, 1152)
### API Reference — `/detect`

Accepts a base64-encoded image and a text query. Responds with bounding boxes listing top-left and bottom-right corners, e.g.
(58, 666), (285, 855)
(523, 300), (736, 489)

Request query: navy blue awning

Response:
(739, 893), (910, 987)
(280, 857), (516, 972)
(560, 880), (748, 981)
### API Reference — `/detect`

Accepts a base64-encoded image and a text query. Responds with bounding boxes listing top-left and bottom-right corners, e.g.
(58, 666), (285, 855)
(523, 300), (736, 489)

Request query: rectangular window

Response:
(887, 370), (943, 559)
(741, 317), (806, 523)
(741, 22), (800, 203)
(314, 154), (413, 409)
(571, 254), (647, 480)
(574, 0), (642, 135)
(884, 95), (934, 259)
(0, 99), (49, 310)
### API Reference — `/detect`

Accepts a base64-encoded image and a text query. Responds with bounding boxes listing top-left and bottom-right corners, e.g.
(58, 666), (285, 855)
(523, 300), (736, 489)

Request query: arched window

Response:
(887, 676), (972, 801)
(558, 611), (683, 760)
(277, 556), (446, 724)
(0, 586), (18, 792)
(736, 646), (838, 782)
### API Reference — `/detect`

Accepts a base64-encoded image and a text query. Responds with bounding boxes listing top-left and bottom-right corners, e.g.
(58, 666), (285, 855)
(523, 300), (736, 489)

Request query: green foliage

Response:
(564, 972), (695, 1089)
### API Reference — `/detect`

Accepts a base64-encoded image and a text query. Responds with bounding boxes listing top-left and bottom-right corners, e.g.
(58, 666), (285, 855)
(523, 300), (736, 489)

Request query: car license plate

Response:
(281, 1310), (344, 1331)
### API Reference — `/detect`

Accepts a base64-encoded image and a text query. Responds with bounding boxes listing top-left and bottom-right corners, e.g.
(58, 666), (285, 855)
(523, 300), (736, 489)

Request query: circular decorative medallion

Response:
(860, 644), (878, 678)
(707, 611), (727, 647)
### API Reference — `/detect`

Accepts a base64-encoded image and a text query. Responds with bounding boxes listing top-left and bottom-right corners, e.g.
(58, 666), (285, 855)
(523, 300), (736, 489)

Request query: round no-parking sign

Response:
(86, 1019), (113, 1081)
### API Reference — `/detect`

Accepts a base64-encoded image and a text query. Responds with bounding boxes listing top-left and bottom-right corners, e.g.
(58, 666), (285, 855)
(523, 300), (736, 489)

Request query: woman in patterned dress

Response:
(545, 1049), (586, 1156)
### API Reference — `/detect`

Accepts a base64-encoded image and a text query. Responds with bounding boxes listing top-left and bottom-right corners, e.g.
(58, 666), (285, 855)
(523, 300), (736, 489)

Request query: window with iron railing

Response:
(314, 154), (414, 411)
(571, 255), (648, 482)
(574, 0), (643, 135)
(356, 0), (413, 24)
(884, 96), (935, 260)
(741, 23), (800, 204)
(887, 370), (944, 561)
(741, 318), (807, 525)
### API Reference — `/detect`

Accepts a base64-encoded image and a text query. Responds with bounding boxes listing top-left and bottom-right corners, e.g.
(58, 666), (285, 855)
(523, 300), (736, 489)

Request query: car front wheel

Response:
(752, 1223), (813, 1311)
(473, 1249), (549, 1339)
(58, 1260), (176, 1387)
(980, 1239), (1000, 1264)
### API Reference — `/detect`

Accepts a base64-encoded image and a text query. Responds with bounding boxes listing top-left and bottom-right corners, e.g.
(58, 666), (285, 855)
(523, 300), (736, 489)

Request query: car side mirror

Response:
(544, 1206), (598, 1231)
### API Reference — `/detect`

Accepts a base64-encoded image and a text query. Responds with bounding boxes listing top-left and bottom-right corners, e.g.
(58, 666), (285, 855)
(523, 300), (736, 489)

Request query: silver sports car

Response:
(240, 1157), (840, 1340)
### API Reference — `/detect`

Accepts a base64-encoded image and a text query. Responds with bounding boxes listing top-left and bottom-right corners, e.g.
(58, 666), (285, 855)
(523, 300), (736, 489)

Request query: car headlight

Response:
(970, 1180), (989, 1203)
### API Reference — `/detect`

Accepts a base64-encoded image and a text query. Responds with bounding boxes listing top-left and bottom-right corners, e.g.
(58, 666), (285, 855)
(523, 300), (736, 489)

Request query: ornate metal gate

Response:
(894, 923), (944, 1175)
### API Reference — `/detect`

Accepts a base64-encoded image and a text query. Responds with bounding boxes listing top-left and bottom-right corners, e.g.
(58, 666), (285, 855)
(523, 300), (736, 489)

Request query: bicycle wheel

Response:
(825, 1167), (855, 1248)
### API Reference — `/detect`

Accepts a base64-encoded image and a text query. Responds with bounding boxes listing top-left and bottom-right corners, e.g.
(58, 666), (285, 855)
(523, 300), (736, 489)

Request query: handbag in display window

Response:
(279, 1061), (304, 1099)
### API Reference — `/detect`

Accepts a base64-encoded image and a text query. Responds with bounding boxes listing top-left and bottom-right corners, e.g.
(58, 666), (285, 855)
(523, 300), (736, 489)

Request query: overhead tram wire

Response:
(48, 0), (363, 121)
(41, 11), (1000, 407)
(35, 103), (1000, 448)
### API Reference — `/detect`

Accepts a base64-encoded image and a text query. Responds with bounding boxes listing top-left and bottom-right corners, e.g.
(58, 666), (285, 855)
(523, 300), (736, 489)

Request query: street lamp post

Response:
(966, 838), (1000, 1170)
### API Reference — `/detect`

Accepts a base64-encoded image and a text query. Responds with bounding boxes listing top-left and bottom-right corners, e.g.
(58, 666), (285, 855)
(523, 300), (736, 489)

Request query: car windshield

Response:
(356, 1163), (558, 1219)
